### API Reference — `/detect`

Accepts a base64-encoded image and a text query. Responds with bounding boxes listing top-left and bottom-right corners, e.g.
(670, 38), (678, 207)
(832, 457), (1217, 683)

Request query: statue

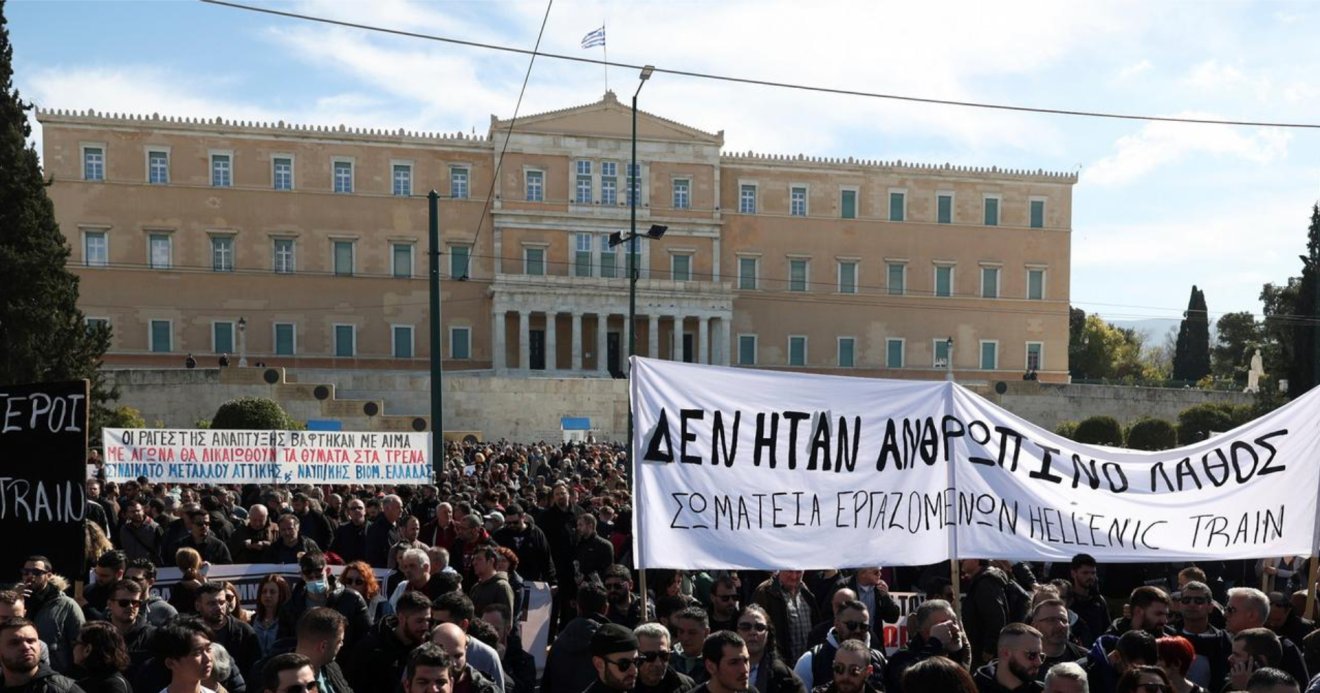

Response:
(1245, 349), (1264, 393)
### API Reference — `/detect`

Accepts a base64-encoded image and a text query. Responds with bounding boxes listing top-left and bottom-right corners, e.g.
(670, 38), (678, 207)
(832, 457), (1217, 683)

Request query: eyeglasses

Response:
(737, 622), (768, 633)
(840, 620), (869, 632)
(606, 656), (642, 671)
(20, 568), (48, 576)
(342, 577), (366, 587)
(1021, 650), (1043, 661)
(832, 664), (866, 676)
(639, 650), (671, 663)
(114, 599), (143, 609)
(1180, 596), (1208, 605)
(1136, 685), (1171, 693)
(280, 684), (320, 693)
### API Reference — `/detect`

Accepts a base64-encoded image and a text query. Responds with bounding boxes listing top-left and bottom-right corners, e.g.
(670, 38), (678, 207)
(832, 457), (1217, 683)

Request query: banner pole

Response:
(945, 379), (962, 622)
(630, 356), (649, 620)
(1306, 558), (1319, 620)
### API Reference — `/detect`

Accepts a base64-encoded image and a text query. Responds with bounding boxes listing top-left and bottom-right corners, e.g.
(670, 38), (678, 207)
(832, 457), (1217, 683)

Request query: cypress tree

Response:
(0, 1), (112, 408)
(1172, 285), (1211, 383)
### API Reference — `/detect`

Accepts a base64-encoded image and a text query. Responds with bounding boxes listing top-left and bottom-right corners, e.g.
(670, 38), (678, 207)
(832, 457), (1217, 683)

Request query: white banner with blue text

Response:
(630, 357), (1320, 568)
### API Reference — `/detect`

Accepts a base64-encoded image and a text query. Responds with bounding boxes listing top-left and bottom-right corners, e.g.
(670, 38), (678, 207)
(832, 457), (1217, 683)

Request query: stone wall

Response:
(103, 368), (1253, 443)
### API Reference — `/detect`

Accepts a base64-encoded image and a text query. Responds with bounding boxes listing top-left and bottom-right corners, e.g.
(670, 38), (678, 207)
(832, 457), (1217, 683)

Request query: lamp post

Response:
(628, 65), (655, 377)
(238, 317), (248, 367)
(945, 336), (953, 382)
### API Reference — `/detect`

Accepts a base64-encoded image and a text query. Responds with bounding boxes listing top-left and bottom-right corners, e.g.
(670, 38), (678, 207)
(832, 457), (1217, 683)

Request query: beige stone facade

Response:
(38, 92), (1075, 383)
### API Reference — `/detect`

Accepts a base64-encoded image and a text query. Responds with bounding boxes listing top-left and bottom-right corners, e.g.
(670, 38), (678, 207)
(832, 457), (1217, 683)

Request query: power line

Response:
(199, 0), (1320, 130)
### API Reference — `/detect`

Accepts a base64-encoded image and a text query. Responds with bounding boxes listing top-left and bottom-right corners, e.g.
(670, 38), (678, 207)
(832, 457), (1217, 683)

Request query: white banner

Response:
(630, 357), (1320, 568)
(520, 581), (552, 674)
(102, 429), (433, 485)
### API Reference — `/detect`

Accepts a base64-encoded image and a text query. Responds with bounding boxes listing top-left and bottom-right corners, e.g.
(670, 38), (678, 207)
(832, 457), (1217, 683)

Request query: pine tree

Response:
(0, 1), (112, 407)
(1172, 285), (1211, 383)
(1292, 205), (1320, 394)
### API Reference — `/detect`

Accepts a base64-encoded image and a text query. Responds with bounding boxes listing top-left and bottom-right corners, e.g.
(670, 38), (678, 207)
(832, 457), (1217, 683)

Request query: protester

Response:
(1031, 599), (1086, 677)
(972, 623), (1045, 693)
(70, 621), (132, 693)
(542, 582), (609, 693)
(900, 656), (977, 693)
(1114, 664), (1173, 693)
(754, 571), (817, 665)
(279, 552), (370, 649)
(695, 631), (752, 693)
(155, 619), (217, 693)
(21, 555), (85, 674)
(672, 607), (712, 682)
(482, 603), (536, 693)
(252, 575), (291, 659)
(793, 599), (885, 691)
(0, 618), (83, 693)
(431, 623), (498, 693)
(1041, 662), (1087, 693)
(735, 604), (803, 693)
(346, 590), (431, 693)
(340, 561), (393, 625)
(259, 652), (315, 693)
(633, 621), (696, 693)
(402, 643), (453, 693)
(1069, 555), (1110, 648)
(1155, 635), (1208, 693)
(292, 608), (351, 693)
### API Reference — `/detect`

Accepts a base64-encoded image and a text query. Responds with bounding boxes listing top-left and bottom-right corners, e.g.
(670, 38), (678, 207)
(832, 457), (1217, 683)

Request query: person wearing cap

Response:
(587, 623), (641, 693)
(1266, 591), (1314, 646)
(485, 512), (506, 534)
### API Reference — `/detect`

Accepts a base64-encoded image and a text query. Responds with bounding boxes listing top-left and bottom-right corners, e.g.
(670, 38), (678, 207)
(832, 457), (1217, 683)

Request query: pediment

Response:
(489, 91), (723, 145)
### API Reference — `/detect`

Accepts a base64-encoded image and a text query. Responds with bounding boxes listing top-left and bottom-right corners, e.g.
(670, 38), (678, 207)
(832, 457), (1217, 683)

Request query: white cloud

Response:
(1184, 59), (1245, 90)
(1082, 117), (1290, 186)
(1115, 59), (1152, 81)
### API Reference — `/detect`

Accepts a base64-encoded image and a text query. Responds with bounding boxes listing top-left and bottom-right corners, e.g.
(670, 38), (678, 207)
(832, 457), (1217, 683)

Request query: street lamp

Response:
(628, 65), (655, 377)
(238, 317), (248, 367)
(945, 337), (953, 382)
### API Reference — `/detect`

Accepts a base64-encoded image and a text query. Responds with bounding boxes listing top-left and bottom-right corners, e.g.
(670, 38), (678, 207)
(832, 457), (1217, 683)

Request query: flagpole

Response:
(602, 20), (608, 92)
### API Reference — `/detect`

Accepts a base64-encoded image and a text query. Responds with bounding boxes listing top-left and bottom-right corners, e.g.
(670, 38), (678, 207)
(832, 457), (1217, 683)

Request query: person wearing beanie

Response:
(588, 623), (641, 693)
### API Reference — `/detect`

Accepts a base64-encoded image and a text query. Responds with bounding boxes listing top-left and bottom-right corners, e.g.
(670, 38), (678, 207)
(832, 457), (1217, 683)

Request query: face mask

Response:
(306, 579), (328, 596)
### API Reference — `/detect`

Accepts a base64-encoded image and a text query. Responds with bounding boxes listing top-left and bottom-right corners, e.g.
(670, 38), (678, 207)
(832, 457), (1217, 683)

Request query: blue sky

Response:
(10, 0), (1320, 328)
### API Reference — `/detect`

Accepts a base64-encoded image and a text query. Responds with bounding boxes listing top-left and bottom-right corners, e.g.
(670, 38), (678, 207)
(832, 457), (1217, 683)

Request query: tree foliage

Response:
(211, 397), (299, 430)
(1261, 205), (1320, 397)
(0, 2), (113, 415)
(1073, 416), (1123, 446)
(1173, 286), (1211, 383)
(1125, 418), (1177, 451)
(1067, 310), (1162, 382)
(1175, 403), (1252, 443)
(1211, 311), (1263, 387)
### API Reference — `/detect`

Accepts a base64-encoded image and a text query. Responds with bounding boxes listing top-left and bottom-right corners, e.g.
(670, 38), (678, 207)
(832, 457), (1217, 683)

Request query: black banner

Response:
(0, 381), (89, 580)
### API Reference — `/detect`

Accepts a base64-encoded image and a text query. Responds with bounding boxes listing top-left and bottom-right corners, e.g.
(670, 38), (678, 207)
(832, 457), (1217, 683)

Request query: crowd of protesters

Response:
(2, 439), (1319, 693)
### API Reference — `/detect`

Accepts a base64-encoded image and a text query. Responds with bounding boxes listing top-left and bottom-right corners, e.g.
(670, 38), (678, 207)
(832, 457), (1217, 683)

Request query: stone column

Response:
(597, 313), (609, 375)
(571, 313), (583, 372)
(518, 310), (530, 371)
(544, 311), (557, 371)
(671, 315), (683, 361)
(718, 317), (731, 365)
(648, 314), (659, 360)
(698, 314), (709, 365)
(492, 309), (506, 371)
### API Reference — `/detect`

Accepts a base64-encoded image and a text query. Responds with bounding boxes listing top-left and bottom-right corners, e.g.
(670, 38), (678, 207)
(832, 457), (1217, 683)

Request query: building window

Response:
(525, 170), (544, 202)
(738, 256), (758, 290)
(934, 339), (951, 368)
(738, 335), (757, 366)
(333, 160), (353, 193)
(935, 265), (954, 297)
(573, 234), (593, 277)
(886, 338), (905, 368)
(984, 196), (1000, 226)
(889, 191), (906, 222)
(449, 245), (470, 279)
(392, 164), (412, 197)
(788, 336), (807, 366)
(937, 193), (953, 224)
(333, 241), (354, 276)
(84, 231), (108, 267)
(1028, 268), (1045, 300)
(838, 337), (855, 368)
(274, 323), (296, 355)
(981, 267), (1000, 299)
(149, 320), (172, 353)
(790, 186), (807, 216)
(450, 167), (469, 199)
(273, 157), (293, 190)
(575, 160), (593, 204)
(838, 261), (857, 294)
(392, 325), (414, 358)
(524, 247), (545, 276)
(148, 151), (169, 184)
(596, 235), (617, 279)
(626, 163), (641, 206)
(211, 154), (231, 187)
(273, 238), (295, 274)
(450, 326), (471, 359)
(211, 236), (234, 272)
(334, 325), (356, 357)
(1027, 342), (1043, 371)
(673, 179), (690, 209)
(1030, 199), (1045, 228)
(980, 341), (999, 370)
(149, 233), (172, 270)
(213, 321), (235, 354)
(887, 263), (906, 296)
(601, 162), (617, 205)
(739, 184), (757, 214)
(83, 146), (104, 181)
(392, 243), (413, 278)
(841, 189), (857, 219)
(788, 259), (808, 292)
(671, 254), (692, 282)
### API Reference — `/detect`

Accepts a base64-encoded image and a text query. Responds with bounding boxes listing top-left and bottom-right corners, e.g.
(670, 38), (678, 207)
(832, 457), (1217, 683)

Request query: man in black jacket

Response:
(0, 619), (81, 692)
(331, 499), (369, 564)
(583, 623), (640, 693)
(345, 590), (431, 693)
(229, 503), (275, 563)
(177, 508), (233, 565)
(1030, 600), (1086, 681)
(884, 599), (969, 693)
(542, 582), (610, 693)
(634, 622), (697, 693)
(293, 493), (334, 549)
(1067, 554), (1109, 648)
(961, 559), (1009, 668)
(365, 494), (404, 569)
(264, 513), (321, 564)
(293, 607), (353, 693)
(847, 568), (901, 646)
(279, 552), (370, 652)
(482, 603), (537, 693)
(196, 582), (261, 676)
(537, 483), (582, 631)
(492, 503), (556, 585)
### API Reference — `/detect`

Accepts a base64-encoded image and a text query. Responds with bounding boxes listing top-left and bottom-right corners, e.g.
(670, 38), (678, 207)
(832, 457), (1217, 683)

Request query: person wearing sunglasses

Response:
(632, 622), (694, 693)
(814, 640), (874, 693)
(179, 508), (233, 565)
(103, 578), (154, 676)
(793, 599), (884, 691)
(1169, 582), (1223, 691)
(584, 623), (640, 693)
(735, 605), (801, 693)
(19, 555), (84, 674)
(971, 622), (1045, 693)
(259, 652), (318, 693)
(884, 599), (969, 693)
(1115, 664), (1175, 693)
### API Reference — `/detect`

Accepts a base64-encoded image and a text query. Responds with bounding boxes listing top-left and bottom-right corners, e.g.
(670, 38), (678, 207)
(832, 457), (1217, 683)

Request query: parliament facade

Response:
(39, 92), (1076, 383)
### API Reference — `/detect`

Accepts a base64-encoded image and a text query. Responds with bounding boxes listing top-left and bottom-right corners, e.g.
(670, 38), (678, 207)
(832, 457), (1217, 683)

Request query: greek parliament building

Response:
(38, 92), (1075, 384)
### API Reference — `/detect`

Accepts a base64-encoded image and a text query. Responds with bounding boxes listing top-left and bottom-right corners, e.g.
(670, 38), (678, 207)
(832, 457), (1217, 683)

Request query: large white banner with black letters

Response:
(630, 357), (1320, 568)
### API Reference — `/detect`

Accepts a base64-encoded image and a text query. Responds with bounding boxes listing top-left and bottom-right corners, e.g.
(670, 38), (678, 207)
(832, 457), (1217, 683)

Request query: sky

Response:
(9, 0), (1320, 328)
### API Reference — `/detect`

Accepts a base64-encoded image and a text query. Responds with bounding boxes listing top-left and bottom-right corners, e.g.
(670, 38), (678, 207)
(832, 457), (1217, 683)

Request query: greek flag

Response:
(581, 26), (605, 49)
